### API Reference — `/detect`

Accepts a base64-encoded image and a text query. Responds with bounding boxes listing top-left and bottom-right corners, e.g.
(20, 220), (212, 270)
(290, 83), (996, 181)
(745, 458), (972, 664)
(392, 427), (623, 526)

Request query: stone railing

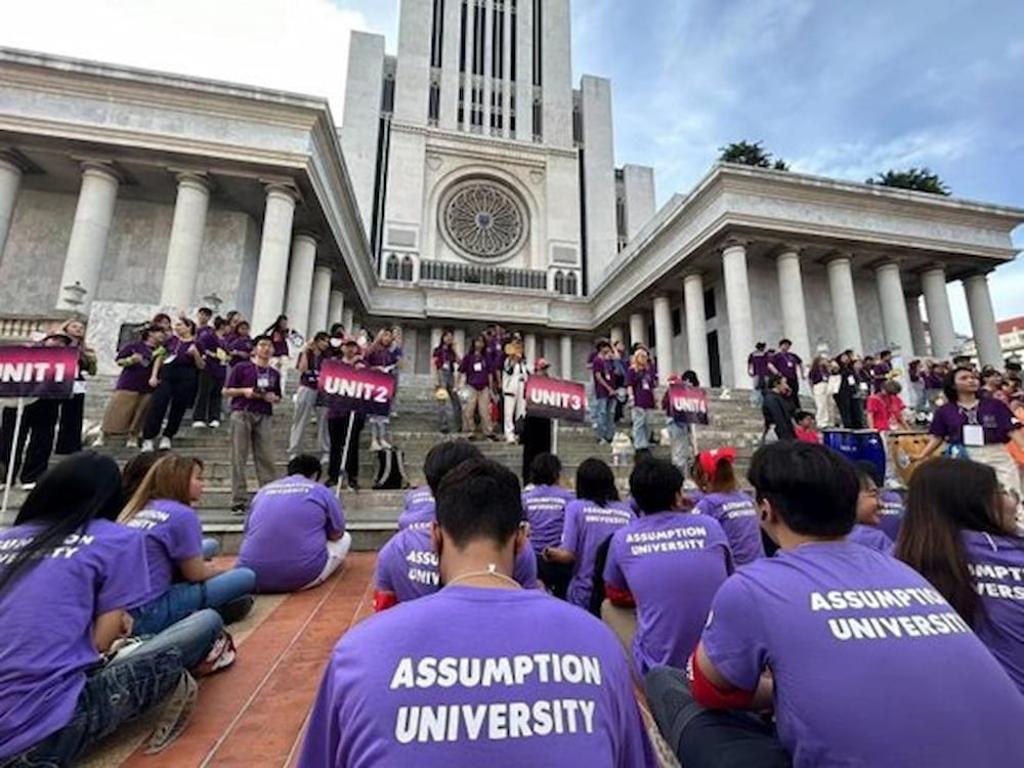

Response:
(418, 260), (550, 292)
(0, 313), (77, 343)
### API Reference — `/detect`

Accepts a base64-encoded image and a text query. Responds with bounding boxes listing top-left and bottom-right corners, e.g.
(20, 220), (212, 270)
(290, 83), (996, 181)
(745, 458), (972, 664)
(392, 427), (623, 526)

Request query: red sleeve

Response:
(605, 584), (636, 608)
(690, 651), (756, 710)
(373, 590), (398, 612)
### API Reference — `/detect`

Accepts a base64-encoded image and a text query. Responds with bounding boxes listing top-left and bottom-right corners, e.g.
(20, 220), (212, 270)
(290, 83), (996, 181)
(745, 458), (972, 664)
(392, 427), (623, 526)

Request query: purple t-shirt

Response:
(522, 485), (576, 553)
(298, 587), (654, 767)
(964, 530), (1024, 693)
(929, 398), (1022, 445)
(198, 333), (229, 383)
(846, 524), (895, 555)
(226, 361), (281, 415)
(560, 500), (634, 609)
(877, 490), (905, 542)
(625, 367), (658, 409)
(163, 335), (200, 370)
(433, 345), (457, 373)
(375, 527), (538, 603)
(871, 361), (892, 392)
(124, 499), (204, 601)
(592, 357), (613, 400)
(808, 365), (828, 386)
(397, 486), (436, 531)
(748, 352), (771, 378)
(923, 371), (945, 390)
(0, 520), (150, 758)
(772, 351), (801, 379)
(701, 541), (1024, 767)
(693, 491), (764, 566)
(114, 341), (155, 393)
(460, 352), (492, 390)
(236, 476), (345, 593)
(229, 336), (254, 366)
(604, 512), (731, 675)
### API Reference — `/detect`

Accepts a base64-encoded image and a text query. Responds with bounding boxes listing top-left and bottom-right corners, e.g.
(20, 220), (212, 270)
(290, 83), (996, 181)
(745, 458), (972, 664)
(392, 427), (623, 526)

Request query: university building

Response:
(0, 0), (1020, 385)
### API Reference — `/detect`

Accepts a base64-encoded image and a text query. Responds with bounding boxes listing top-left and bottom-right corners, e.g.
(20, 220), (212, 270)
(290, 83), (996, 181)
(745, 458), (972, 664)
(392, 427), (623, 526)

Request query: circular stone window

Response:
(441, 180), (528, 262)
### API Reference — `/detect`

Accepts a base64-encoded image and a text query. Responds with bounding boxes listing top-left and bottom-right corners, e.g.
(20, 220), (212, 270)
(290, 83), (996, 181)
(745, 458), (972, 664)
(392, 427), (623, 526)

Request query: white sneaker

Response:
(209, 420), (220, 429)
(159, 436), (172, 451)
(192, 421), (206, 429)
(125, 437), (139, 449)
(379, 438), (393, 450)
(369, 438), (382, 452)
(91, 434), (105, 448)
(20, 482), (36, 491)
(141, 440), (155, 453)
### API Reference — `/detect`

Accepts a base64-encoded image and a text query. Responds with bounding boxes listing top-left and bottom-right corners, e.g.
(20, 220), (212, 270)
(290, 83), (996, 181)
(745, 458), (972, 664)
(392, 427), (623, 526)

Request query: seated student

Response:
(396, 441), (479, 533)
(846, 461), (895, 554)
(396, 484), (436, 531)
(374, 441), (538, 609)
(692, 448), (764, 566)
(793, 410), (821, 444)
(522, 453), (576, 598)
(237, 455), (352, 593)
(300, 459), (654, 767)
(120, 455), (257, 635)
(898, 457), (1024, 693)
(602, 459), (732, 676)
(121, 450), (168, 500)
(0, 453), (224, 765)
(645, 442), (1024, 768)
(543, 458), (634, 613)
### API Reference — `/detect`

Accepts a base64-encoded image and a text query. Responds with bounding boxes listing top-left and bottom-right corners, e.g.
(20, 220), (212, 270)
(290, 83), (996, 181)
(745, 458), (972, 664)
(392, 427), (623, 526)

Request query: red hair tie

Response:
(698, 448), (737, 477)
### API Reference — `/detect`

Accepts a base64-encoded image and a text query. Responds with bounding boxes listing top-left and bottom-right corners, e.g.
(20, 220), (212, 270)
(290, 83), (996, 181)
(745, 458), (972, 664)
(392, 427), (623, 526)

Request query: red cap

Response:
(698, 447), (737, 477)
(668, 373), (682, 385)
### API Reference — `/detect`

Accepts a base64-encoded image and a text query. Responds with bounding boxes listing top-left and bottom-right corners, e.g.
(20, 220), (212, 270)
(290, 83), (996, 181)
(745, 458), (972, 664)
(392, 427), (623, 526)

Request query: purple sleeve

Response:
(560, 504), (580, 554)
(929, 406), (952, 438)
(319, 486), (345, 536)
(298, 660), (343, 768)
(514, 546), (539, 589)
(226, 364), (242, 389)
(96, 531), (152, 614)
(374, 540), (397, 592)
(700, 578), (767, 691)
(170, 510), (204, 562)
(602, 532), (627, 591)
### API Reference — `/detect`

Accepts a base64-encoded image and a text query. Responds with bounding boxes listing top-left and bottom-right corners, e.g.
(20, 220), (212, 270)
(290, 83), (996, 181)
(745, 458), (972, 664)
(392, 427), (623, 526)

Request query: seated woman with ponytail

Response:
(692, 448), (765, 566)
(897, 457), (1024, 693)
(120, 454), (257, 635)
(0, 453), (224, 764)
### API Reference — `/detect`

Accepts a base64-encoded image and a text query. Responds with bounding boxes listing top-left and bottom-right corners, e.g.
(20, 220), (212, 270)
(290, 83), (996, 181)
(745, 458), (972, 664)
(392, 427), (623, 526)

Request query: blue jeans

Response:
(632, 407), (652, 450)
(593, 397), (615, 442)
(131, 568), (256, 636)
(3, 610), (222, 766)
(202, 538), (219, 560)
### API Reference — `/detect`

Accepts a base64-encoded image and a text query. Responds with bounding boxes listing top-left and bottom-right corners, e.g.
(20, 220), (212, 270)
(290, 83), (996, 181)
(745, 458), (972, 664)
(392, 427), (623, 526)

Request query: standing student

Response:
(664, 371), (699, 470)
(645, 441), (1024, 768)
(263, 315), (292, 392)
(626, 347), (658, 453)
(459, 334), (495, 440)
(898, 458), (1024, 693)
(770, 338), (803, 407)
(846, 461), (895, 554)
(96, 326), (165, 448)
(519, 357), (555, 478)
(0, 453), (224, 765)
(834, 350), (858, 428)
(761, 374), (796, 441)
(120, 454), (256, 634)
(301, 459), (654, 767)
(522, 453), (576, 598)
(192, 317), (230, 429)
(55, 319), (97, 455)
(326, 337), (366, 491)
(290, 332), (331, 462)
(363, 328), (398, 452)
(850, 358), (871, 428)
(602, 459), (732, 676)
(747, 342), (771, 407)
(808, 355), (833, 427)
(223, 335), (282, 514)
(141, 318), (205, 452)
(871, 350), (894, 393)
(501, 335), (530, 444)
(692, 448), (764, 566)
(591, 340), (616, 444)
(543, 458), (634, 613)
(237, 455), (351, 593)
(228, 320), (254, 367)
(610, 340), (628, 424)
(432, 329), (461, 434)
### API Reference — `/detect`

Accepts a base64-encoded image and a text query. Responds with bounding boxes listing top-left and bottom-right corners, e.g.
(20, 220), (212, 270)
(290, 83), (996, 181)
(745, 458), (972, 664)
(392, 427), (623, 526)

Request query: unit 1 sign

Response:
(0, 346), (80, 399)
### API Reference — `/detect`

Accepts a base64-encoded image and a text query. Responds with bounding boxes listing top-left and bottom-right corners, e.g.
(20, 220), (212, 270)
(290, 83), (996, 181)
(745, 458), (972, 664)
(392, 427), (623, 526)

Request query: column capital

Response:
(0, 149), (24, 174)
(682, 271), (706, 285)
(873, 259), (902, 274)
(962, 269), (994, 283)
(824, 251), (854, 266)
(78, 160), (121, 184)
(171, 170), (212, 192)
(262, 181), (300, 203)
(920, 263), (948, 279)
(719, 235), (749, 253)
(773, 242), (805, 258)
(292, 231), (321, 248)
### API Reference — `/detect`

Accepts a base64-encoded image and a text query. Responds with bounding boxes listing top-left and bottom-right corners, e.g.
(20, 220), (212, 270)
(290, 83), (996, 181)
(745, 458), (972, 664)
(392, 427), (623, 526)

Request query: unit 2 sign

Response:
(319, 360), (395, 417)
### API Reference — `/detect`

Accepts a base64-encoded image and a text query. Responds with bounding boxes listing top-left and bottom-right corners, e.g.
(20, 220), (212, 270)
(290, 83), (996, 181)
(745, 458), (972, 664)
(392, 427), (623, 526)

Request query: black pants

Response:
(143, 367), (198, 441)
(644, 667), (791, 768)
(55, 392), (85, 455)
(193, 369), (223, 424)
(328, 413), (365, 485)
(536, 555), (573, 600)
(835, 392), (854, 428)
(1, 400), (60, 485)
(785, 377), (800, 409)
(520, 416), (553, 479)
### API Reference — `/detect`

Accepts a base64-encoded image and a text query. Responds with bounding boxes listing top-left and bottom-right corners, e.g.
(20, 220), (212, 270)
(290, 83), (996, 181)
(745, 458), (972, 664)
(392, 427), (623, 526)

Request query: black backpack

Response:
(373, 447), (409, 490)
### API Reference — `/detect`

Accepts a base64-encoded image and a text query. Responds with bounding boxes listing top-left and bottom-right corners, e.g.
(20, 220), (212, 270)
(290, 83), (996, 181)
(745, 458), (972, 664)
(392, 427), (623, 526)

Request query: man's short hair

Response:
(436, 459), (523, 549)
(253, 334), (274, 346)
(287, 454), (322, 480)
(313, 332), (330, 343)
(748, 442), (858, 537)
(794, 410), (815, 422)
(779, 338), (792, 346)
(424, 439), (484, 493)
(198, 307), (213, 317)
(528, 453), (562, 486)
(629, 458), (683, 515)
(767, 374), (785, 390)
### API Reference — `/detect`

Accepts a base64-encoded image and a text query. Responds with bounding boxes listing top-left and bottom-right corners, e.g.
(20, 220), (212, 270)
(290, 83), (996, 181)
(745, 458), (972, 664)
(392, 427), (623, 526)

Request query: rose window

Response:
(442, 181), (527, 261)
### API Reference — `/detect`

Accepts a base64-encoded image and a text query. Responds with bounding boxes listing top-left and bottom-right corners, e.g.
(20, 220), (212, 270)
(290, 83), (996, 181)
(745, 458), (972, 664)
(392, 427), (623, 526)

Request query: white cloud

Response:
(0, 0), (368, 118)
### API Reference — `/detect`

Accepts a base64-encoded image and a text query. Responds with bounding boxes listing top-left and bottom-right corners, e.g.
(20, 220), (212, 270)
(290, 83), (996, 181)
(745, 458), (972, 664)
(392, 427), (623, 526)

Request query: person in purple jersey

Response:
(290, 332), (332, 462)
(432, 328), (462, 434)
(544, 458), (634, 614)
(692, 448), (764, 566)
(602, 459), (732, 677)
(141, 317), (206, 452)
(522, 453), (576, 598)
(120, 454), (256, 634)
(870, 350), (894, 393)
(364, 327), (398, 451)
(301, 459), (655, 768)
(237, 455), (351, 593)
(96, 325), (166, 448)
(228, 320), (254, 367)
(459, 334), (496, 440)
(263, 314), (293, 393)
(224, 335), (282, 513)
(0, 453), (223, 765)
(192, 316), (231, 429)
(591, 340), (617, 444)
(769, 339), (803, 408)
(747, 341), (771, 407)
(877, 486), (905, 541)
(626, 347), (659, 453)
(845, 462), (895, 555)
(397, 484), (436, 531)
(646, 441), (1024, 768)
(898, 458), (1024, 693)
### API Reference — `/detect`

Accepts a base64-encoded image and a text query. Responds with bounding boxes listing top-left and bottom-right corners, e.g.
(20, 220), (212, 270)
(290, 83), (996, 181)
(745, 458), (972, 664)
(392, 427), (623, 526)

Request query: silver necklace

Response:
(445, 563), (521, 589)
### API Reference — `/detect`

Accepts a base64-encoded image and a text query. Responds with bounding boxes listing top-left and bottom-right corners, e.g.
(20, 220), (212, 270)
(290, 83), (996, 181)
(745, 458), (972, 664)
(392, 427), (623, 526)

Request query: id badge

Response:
(73, 381), (87, 395)
(257, 375), (271, 390)
(963, 424), (984, 447)
(642, 380), (650, 390)
(474, 362), (483, 372)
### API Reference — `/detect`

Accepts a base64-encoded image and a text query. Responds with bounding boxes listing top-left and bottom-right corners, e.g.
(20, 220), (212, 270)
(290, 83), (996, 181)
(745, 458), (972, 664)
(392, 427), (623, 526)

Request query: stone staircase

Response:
(2, 373), (770, 550)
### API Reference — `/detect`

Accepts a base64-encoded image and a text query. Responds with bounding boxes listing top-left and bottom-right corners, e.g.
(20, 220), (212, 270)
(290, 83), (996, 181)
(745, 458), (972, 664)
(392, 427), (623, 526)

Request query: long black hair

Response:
(263, 314), (288, 337)
(575, 458), (619, 507)
(0, 452), (125, 594)
(942, 365), (977, 404)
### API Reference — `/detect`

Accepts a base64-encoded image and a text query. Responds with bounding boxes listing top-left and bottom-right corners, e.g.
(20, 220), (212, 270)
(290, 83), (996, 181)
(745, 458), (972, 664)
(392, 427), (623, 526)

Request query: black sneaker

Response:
(230, 503), (247, 516)
(217, 595), (255, 625)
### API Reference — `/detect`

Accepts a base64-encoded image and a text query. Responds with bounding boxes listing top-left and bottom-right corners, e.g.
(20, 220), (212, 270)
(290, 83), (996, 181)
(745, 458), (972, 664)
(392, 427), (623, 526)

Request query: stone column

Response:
(905, 295), (928, 356)
(57, 161), (120, 312)
(328, 290), (345, 328)
(343, 308), (355, 332)
(653, 295), (674, 376)
(921, 266), (956, 359)
(684, 273), (710, 385)
(722, 239), (754, 387)
(251, 184), (298, 332)
(874, 262), (915, 358)
(775, 247), (811, 363)
(963, 273), (1002, 368)
(283, 233), (318, 339)
(525, 333), (537, 364)
(431, 326), (443, 352)
(629, 312), (647, 349)
(454, 328), (467, 357)
(826, 255), (864, 353)
(308, 265), (332, 336)
(0, 152), (23, 264)
(560, 335), (573, 380)
(159, 172), (211, 309)
(609, 326), (625, 347)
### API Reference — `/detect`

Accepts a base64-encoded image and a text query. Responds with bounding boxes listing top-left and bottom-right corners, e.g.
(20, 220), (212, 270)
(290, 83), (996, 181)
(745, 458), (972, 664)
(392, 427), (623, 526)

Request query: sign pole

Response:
(551, 418), (559, 457)
(2, 398), (26, 517)
(336, 411), (356, 496)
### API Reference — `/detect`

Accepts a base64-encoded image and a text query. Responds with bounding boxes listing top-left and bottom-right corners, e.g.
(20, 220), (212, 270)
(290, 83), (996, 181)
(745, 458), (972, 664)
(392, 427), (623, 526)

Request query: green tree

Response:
(718, 140), (789, 171)
(866, 167), (951, 196)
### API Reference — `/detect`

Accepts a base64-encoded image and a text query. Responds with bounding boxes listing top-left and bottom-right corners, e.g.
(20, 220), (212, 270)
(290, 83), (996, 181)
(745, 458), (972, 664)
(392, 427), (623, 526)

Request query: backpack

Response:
(374, 446), (410, 490)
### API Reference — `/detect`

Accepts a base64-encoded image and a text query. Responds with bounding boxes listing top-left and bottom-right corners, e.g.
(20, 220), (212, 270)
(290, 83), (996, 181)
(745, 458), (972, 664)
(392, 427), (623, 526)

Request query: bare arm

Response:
(94, 610), (131, 653)
(177, 556), (218, 583)
(917, 435), (944, 461)
(542, 546), (575, 565)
